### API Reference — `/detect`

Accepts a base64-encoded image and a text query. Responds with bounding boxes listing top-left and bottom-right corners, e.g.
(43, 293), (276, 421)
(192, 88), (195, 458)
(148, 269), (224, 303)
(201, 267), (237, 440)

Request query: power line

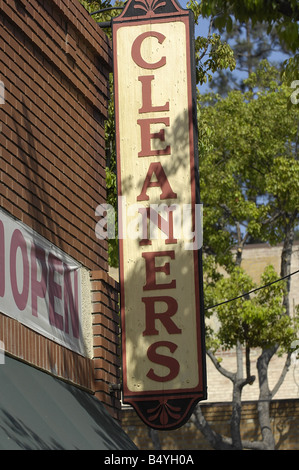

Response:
(205, 269), (299, 311)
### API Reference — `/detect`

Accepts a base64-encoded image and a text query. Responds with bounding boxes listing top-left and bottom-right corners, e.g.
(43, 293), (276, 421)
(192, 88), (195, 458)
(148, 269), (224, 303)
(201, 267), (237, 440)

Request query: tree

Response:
(208, 19), (291, 95)
(189, 0), (299, 82)
(193, 63), (299, 449)
(199, 62), (299, 307)
(195, 263), (298, 450)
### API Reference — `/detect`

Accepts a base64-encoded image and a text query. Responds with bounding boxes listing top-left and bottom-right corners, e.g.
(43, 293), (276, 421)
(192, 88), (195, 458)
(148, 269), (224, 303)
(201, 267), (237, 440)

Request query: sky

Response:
(109, 0), (289, 93)
(180, 0), (291, 94)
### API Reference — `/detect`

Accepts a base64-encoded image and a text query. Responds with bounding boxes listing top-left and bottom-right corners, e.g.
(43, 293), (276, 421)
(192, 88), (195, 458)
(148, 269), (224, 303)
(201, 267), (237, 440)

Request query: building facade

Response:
(0, 0), (135, 450)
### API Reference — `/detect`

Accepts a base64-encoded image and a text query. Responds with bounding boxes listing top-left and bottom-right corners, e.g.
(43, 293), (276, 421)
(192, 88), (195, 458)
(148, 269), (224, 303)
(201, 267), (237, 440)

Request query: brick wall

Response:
(0, 311), (95, 390)
(0, 0), (123, 420)
(0, 268), (121, 419)
(122, 399), (299, 450)
(91, 271), (121, 420)
(0, 0), (112, 272)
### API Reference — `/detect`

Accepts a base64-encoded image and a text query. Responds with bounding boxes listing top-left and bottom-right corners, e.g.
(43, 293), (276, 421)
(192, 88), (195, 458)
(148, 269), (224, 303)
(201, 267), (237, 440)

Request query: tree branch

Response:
(260, 210), (284, 227)
(191, 405), (266, 450)
(207, 349), (235, 382)
(198, 17), (214, 61)
(271, 352), (292, 398)
(190, 405), (234, 450)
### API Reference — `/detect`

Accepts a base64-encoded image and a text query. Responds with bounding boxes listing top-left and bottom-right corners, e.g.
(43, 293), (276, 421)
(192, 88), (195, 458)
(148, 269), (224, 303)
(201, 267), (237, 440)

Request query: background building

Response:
(0, 0), (135, 450)
(121, 242), (299, 449)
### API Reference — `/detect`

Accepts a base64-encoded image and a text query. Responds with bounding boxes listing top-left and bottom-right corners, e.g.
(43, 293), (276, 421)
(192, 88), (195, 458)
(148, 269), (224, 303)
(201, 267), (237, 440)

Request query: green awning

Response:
(0, 355), (137, 450)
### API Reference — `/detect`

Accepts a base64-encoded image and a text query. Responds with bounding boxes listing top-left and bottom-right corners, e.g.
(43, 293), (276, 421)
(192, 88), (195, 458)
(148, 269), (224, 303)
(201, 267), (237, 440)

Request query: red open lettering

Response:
(64, 266), (79, 339)
(31, 243), (47, 318)
(48, 253), (64, 331)
(10, 229), (29, 311)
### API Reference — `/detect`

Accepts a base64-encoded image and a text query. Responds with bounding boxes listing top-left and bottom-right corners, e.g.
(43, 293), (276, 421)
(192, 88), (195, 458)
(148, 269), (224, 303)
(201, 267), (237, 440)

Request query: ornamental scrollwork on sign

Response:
(134, 0), (167, 14)
(147, 399), (181, 425)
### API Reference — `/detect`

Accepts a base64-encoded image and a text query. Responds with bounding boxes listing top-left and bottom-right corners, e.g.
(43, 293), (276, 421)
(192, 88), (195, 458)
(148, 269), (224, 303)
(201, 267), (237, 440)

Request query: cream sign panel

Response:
(113, 0), (206, 429)
(0, 208), (83, 355)
(118, 22), (199, 391)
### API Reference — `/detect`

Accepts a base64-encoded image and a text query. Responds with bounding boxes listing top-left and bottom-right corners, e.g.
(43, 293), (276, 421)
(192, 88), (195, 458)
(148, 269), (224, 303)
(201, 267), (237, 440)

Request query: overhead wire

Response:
(205, 269), (299, 311)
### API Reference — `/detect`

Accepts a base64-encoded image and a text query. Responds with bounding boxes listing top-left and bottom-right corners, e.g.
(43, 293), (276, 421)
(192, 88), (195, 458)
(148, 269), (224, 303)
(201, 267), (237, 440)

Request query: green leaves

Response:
(200, 64), (299, 354)
(198, 0), (299, 48)
(194, 0), (299, 81)
(210, 265), (297, 352)
(198, 63), (299, 257)
(195, 34), (236, 85)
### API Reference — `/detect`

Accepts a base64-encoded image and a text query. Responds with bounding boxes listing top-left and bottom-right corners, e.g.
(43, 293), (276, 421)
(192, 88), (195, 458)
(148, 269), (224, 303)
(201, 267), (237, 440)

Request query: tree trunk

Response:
(230, 384), (243, 449)
(257, 348), (277, 450)
(280, 221), (295, 316)
(191, 405), (235, 450)
(148, 428), (161, 450)
(230, 342), (243, 449)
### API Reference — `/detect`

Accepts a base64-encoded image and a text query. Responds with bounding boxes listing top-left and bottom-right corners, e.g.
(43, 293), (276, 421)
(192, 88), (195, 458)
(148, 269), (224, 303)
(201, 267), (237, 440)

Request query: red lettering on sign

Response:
(146, 341), (180, 382)
(138, 206), (177, 246)
(142, 296), (181, 336)
(131, 31), (166, 69)
(64, 266), (79, 339)
(137, 162), (177, 201)
(135, 48), (180, 383)
(137, 117), (171, 157)
(142, 250), (181, 381)
(138, 75), (169, 113)
(0, 216), (80, 344)
(142, 250), (176, 290)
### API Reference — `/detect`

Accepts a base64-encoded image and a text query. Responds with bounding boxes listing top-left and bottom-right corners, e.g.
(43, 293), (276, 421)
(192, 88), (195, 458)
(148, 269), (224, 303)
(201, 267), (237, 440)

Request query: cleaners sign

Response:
(112, 0), (206, 429)
(0, 208), (83, 355)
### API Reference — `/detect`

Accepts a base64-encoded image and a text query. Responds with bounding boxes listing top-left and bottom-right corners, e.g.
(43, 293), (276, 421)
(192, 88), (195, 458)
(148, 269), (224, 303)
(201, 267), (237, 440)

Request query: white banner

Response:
(0, 208), (84, 355)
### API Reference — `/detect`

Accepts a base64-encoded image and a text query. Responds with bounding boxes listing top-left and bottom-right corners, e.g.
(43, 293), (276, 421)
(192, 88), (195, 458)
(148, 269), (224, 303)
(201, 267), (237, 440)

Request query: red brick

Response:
(0, 0), (125, 422)
(1, 0), (111, 272)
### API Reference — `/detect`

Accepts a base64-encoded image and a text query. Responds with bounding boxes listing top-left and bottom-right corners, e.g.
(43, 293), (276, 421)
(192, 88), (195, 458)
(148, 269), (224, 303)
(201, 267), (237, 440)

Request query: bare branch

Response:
(207, 349), (235, 382)
(271, 352), (292, 398)
(190, 405), (234, 450)
(198, 17), (214, 61)
(191, 405), (265, 450)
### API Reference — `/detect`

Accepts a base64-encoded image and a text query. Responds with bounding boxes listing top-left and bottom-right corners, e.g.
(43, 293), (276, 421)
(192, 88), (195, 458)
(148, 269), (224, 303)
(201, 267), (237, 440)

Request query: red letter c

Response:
(132, 31), (166, 69)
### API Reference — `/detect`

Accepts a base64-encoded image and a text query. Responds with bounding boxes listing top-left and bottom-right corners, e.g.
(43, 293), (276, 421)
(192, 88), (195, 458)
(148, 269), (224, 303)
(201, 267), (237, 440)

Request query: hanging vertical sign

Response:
(112, 0), (207, 429)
